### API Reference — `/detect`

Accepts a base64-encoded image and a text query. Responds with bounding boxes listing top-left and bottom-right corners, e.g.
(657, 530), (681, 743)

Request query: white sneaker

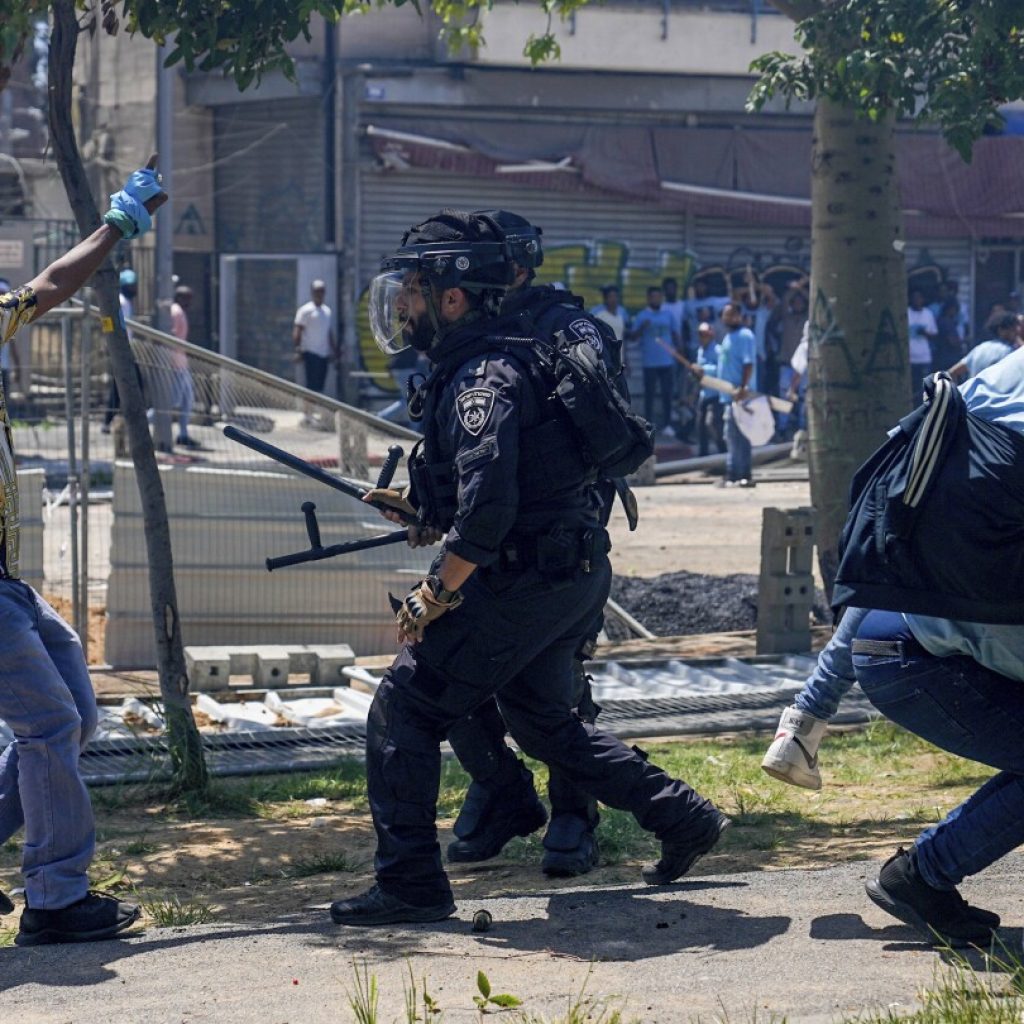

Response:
(761, 705), (828, 790)
(790, 429), (808, 461)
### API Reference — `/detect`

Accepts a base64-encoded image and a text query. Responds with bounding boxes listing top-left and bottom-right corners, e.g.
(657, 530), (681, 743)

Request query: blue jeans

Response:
(0, 580), (97, 909)
(724, 402), (752, 482)
(170, 366), (194, 439)
(854, 608), (1024, 891)
(793, 606), (865, 720)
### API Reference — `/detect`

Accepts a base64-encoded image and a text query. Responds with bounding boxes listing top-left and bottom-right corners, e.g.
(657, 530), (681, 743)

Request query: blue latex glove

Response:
(123, 167), (163, 204)
(104, 166), (162, 239)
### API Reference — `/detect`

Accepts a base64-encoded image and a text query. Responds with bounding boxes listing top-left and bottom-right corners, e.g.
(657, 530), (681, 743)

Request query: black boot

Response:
(447, 761), (548, 864)
(16, 891), (140, 946)
(541, 813), (600, 877)
(0, 889), (12, 916)
(865, 847), (999, 948)
(330, 885), (455, 927)
(642, 808), (730, 885)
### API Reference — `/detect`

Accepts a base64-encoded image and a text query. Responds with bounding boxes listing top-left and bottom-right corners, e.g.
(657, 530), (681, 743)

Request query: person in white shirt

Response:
(589, 284), (627, 341)
(293, 279), (338, 398)
(907, 289), (938, 403)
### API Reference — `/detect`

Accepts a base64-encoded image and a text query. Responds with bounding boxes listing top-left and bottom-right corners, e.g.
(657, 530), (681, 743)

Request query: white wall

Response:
(475, 5), (799, 76)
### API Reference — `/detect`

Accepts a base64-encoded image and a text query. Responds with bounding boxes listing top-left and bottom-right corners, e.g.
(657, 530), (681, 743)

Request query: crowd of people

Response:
(587, 271), (1024, 480)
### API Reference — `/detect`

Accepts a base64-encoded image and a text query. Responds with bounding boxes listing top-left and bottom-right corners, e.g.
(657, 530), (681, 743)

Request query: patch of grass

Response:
(141, 892), (215, 927)
(852, 944), (1024, 1022)
(0, 927), (16, 948)
(287, 851), (363, 878)
(121, 837), (159, 857)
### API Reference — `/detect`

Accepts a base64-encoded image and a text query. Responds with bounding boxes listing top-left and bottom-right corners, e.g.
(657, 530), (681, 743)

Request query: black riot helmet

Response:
(370, 209), (517, 354)
(471, 209), (544, 273)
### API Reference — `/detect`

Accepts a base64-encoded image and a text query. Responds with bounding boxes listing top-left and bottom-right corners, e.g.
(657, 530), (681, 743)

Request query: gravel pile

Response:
(608, 570), (829, 640)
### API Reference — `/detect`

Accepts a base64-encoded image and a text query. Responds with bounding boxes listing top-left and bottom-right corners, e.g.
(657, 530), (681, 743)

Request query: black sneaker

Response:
(447, 774), (548, 864)
(642, 810), (730, 885)
(16, 891), (141, 946)
(176, 435), (201, 449)
(330, 885), (455, 927)
(0, 889), (12, 916)
(541, 813), (600, 878)
(865, 847), (999, 948)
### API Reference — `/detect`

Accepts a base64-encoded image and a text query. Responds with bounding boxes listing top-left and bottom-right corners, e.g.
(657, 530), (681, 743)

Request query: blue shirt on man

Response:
(697, 342), (720, 401)
(632, 307), (677, 368)
(716, 326), (757, 402)
(906, 346), (1024, 680)
(961, 339), (1015, 379)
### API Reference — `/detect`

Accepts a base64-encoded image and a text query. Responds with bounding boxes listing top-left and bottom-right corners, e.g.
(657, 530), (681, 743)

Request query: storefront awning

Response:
(365, 121), (1024, 238)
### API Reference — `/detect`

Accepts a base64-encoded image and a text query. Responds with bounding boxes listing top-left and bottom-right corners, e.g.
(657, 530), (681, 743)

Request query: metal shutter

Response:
(358, 165), (689, 288)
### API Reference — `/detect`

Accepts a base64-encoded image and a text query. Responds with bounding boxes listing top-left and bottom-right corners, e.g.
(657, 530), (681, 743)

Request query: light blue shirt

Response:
(961, 339), (1014, 378)
(716, 327), (757, 403)
(632, 307), (677, 368)
(906, 346), (1024, 680)
(744, 304), (773, 361)
(697, 341), (720, 401)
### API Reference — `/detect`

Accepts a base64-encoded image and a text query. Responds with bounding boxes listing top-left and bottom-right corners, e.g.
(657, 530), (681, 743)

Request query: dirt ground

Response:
(0, 729), (986, 934)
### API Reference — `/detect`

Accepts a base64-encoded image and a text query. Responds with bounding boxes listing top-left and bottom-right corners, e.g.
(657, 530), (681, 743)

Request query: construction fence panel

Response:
(10, 304), (427, 668)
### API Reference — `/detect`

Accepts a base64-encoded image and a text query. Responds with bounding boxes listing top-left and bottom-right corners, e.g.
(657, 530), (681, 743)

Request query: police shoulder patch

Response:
(456, 387), (497, 436)
(568, 318), (604, 355)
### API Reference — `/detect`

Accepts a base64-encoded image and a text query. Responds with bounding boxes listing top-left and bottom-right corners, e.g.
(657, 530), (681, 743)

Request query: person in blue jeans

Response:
(0, 158), (165, 945)
(766, 353), (1024, 948)
(692, 303), (757, 485)
(628, 285), (679, 436)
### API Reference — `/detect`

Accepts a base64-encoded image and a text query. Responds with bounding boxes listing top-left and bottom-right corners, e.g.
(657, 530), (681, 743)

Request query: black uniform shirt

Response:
(424, 323), (596, 568)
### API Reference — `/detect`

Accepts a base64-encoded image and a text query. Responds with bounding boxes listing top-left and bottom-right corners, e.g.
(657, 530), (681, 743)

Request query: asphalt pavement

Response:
(4, 855), (1023, 1023)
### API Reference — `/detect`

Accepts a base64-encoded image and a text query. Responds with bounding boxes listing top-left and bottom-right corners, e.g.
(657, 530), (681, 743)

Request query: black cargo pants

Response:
(366, 551), (713, 907)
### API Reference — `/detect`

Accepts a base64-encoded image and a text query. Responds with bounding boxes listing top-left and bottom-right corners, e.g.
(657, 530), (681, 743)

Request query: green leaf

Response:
(476, 970), (491, 1000)
(489, 994), (523, 1008)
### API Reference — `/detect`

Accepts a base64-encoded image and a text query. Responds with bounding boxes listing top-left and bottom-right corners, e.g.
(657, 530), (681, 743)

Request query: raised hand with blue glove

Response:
(103, 157), (165, 239)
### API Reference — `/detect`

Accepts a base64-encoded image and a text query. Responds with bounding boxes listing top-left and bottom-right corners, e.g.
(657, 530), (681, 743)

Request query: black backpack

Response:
(832, 373), (1024, 623)
(537, 328), (654, 478)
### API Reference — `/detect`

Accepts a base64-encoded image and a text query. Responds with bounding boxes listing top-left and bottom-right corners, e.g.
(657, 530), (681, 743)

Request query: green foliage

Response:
(750, 0), (1024, 159)
(474, 970), (524, 1015)
(141, 892), (215, 926)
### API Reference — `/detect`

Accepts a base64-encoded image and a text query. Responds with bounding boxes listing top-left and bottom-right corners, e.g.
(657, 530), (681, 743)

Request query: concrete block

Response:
(185, 647), (232, 690)
(295, 644), (356, 684)
(253, 646), (293, 686)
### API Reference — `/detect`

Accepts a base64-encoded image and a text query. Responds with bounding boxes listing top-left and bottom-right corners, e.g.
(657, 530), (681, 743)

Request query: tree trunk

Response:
(807, 99), (910, 593)
(49, 0), (207, 792)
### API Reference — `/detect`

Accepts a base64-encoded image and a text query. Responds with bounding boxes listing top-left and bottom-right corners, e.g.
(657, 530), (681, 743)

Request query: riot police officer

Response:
(330, 210), (727, 927)
(444, 210), (633, 877)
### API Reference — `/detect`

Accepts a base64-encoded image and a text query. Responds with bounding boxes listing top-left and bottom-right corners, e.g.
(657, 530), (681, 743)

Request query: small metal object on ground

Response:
(472, 909), (492, 932)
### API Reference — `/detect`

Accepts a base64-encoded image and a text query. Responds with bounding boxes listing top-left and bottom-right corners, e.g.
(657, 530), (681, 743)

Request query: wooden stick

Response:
(653, 339), (794, 414)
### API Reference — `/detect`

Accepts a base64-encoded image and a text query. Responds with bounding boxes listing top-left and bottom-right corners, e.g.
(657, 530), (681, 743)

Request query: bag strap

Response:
(903, 373), (962, 509)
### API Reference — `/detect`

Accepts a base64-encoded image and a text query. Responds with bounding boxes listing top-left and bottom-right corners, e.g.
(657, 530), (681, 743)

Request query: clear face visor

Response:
(369, 270), (419, 355)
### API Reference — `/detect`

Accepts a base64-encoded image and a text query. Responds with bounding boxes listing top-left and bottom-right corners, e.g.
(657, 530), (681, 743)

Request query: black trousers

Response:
(697, 395), (725, 456)
(446, 617), (602, 824)
(643, 366), (674, 430)
(366, 555), (712, 906)
(302, 351), (329, 394)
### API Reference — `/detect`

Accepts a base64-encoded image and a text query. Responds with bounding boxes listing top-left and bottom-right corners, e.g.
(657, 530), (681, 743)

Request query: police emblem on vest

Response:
(569, 318), (604, 355)
(457, 387), (496, 436)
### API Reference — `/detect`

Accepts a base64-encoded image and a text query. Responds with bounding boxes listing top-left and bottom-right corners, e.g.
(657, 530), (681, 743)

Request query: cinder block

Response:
(307, 643), (356, 684)
(184, 646), (232, 690)
(253, 646), (293, 686)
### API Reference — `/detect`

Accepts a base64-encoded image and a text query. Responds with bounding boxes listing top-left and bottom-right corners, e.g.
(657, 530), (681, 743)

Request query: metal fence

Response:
(11, 299), (425, 666)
